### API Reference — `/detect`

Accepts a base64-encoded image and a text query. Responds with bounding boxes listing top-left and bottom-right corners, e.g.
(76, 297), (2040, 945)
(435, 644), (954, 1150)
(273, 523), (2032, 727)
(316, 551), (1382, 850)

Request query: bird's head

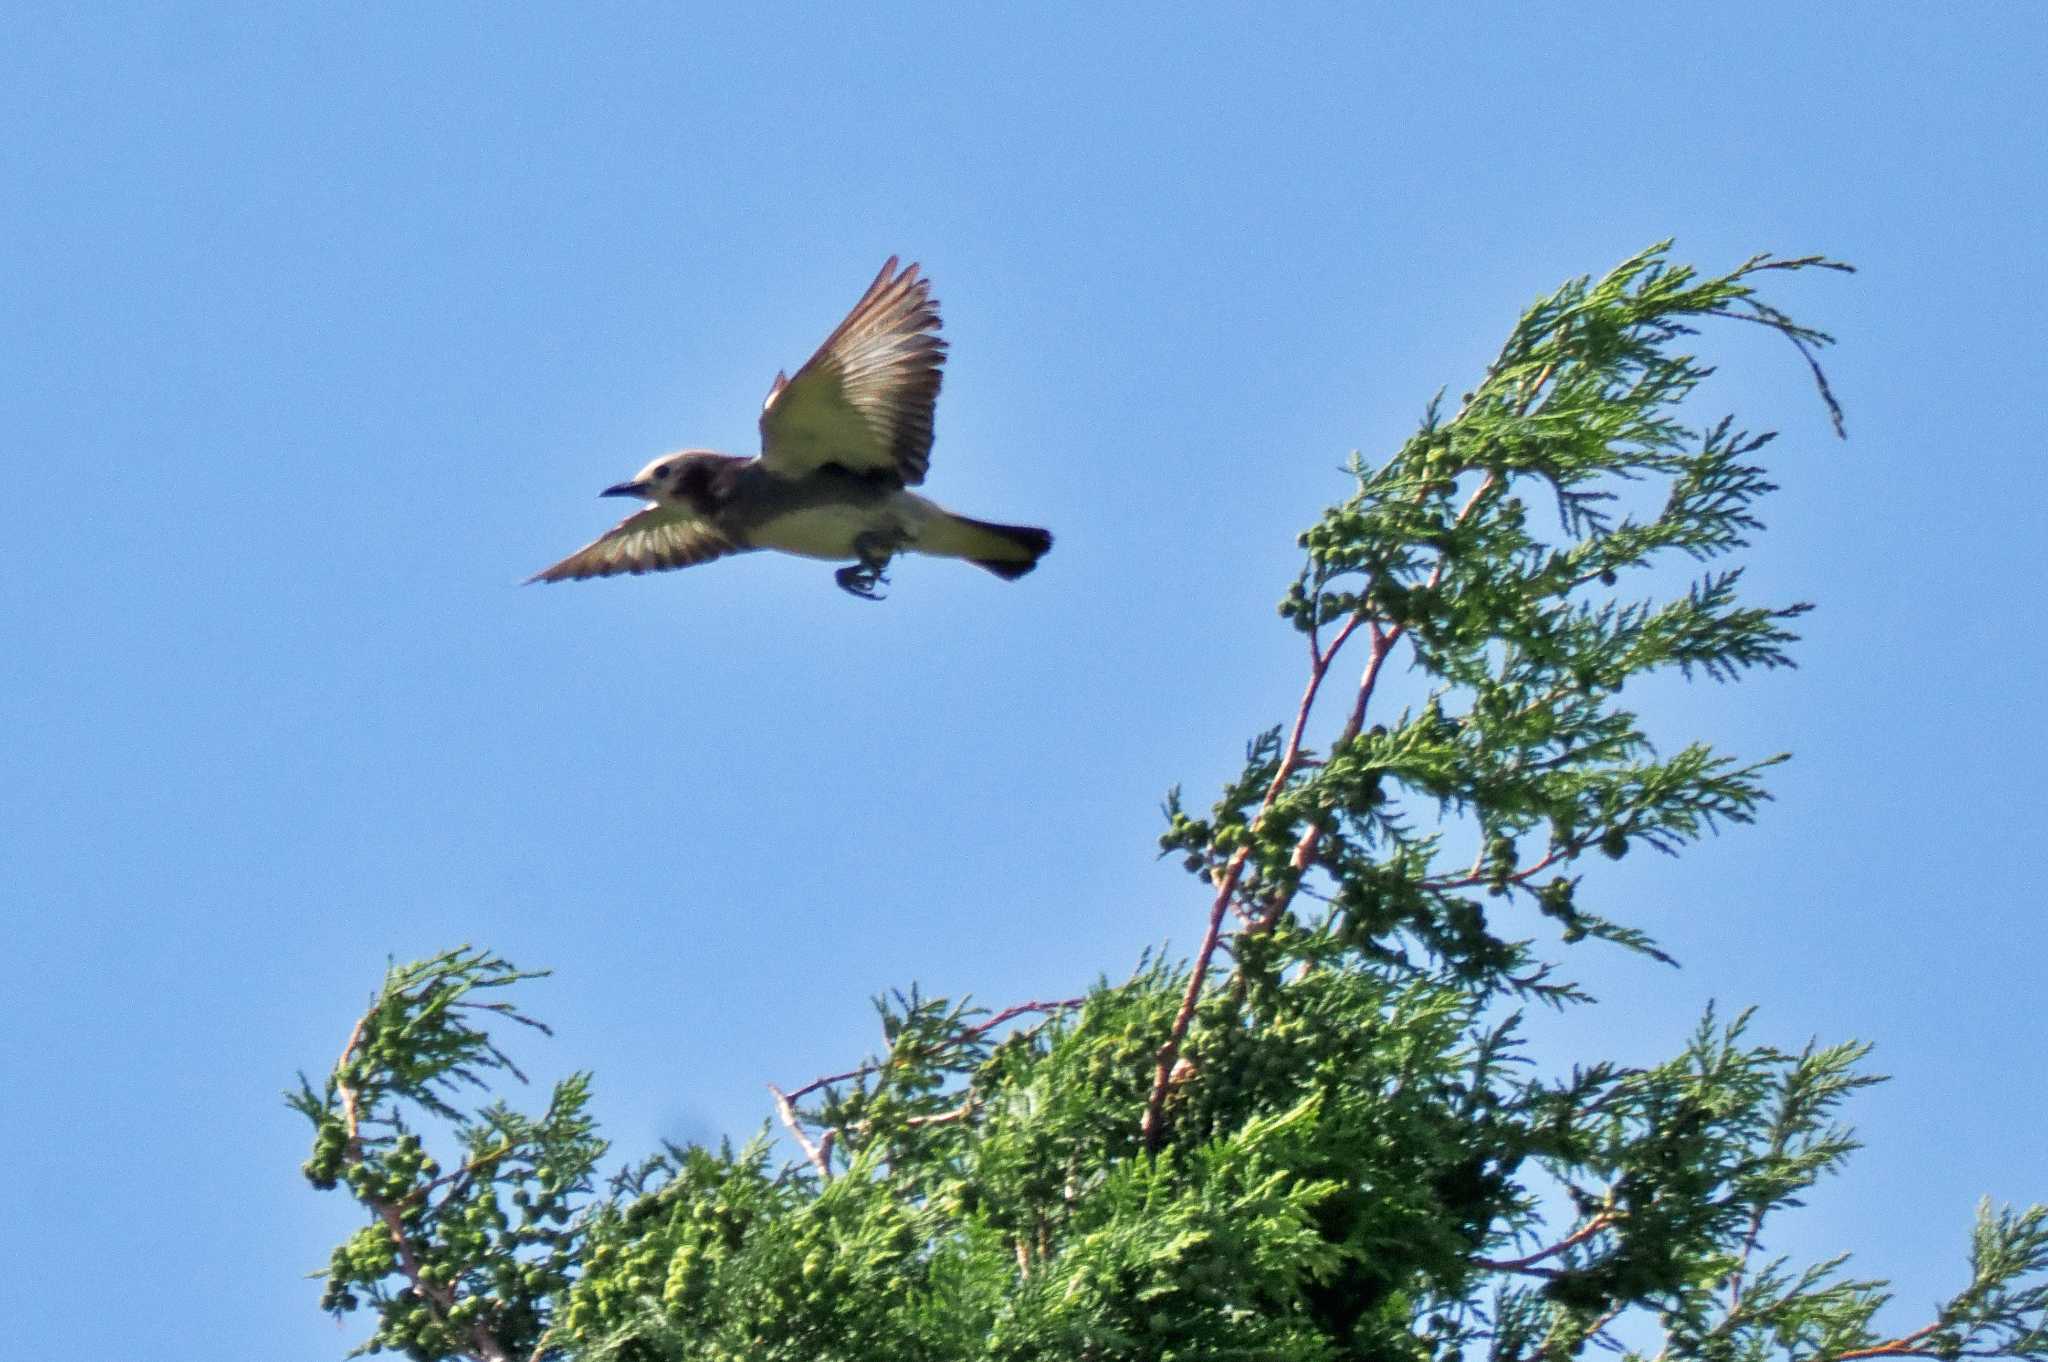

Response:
(602, 454), (691, 503)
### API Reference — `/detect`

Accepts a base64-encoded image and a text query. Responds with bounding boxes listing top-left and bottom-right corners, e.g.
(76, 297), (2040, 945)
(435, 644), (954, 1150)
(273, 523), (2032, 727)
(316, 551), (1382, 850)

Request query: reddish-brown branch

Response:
(1139, 863), (1239, 1150)
(1475, 1213), (1614, 1274)
(1828, 1324), (1947, 1361)
(1269, 624), (1402, 904)
(1131, 350), (1599, 1159)
(1422, 841), (1578, 892)
(973, 997), (1087, 1038)
(1140, 615), (1371, 1150)
(779, 1063), (874, 1105)
(1265, 470), (1499, 923)
(333, 1011), (513, 1362)
(1283, 614), (1364, 795)
(1725, 1194), (1773, 1313)
(1142, 461), (1510, 1149)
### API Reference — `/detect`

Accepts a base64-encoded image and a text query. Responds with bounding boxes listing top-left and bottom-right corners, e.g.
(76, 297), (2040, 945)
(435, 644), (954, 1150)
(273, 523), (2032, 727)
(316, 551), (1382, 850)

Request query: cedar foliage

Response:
(293, 245), (2048, 1362)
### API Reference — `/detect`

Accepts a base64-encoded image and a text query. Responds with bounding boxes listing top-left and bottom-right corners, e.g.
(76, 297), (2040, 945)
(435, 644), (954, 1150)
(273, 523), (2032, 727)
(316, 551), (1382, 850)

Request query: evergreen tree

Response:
(293, 244), (2047, 1362)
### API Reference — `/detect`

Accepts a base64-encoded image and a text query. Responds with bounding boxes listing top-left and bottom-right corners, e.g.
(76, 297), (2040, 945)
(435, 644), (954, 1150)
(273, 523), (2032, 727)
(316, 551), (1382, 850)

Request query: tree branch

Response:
(334, 1011), (514, 1362)
(770, 997), (1084, 1174)
(1828, 1323), (1947, 1360)
(778, 997), (1084, 1106)
(400, 1142), (514, 1209)
(1143, 466), (1516, 1149)
(1141, 614), (1368, 1150)
(1422, 840), (1580, 893)
(1474, 1213), (1615, 1274)
(768, 1083), (835, 1181)
(1271, 622), (1401, 901)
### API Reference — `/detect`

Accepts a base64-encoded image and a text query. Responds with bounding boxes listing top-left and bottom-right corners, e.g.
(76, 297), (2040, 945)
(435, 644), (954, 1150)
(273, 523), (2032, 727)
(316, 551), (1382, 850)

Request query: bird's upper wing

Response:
(757, 257), (946, 487)
(527, 504), (741, 583)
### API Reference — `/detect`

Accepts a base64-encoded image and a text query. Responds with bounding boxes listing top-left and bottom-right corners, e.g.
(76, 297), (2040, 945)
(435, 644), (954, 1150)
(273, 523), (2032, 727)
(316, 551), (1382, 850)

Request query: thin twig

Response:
(974, 998), (1087, 1037)
(1298, 616), (1366, 763)
(1422, 841), (1579, 892)
(771, 998), (1082, 1172)
(1704, 301), (1848, 438)
(400, 1142), (515, 1208)
(1259, 477), (1499, 923)
(1270, 472), (1499, 908)
(1724, 1184), (1773, 1313)
(768, 1084), (834, 1181)
(779, 1063), (875, 1106)
(1272, 623), (1401, 895)
(1140, 862), (1238, 1150)
(1475, 1213), (1614, 1274)
(903, 1101), (977, 1129)
(1516, 360), (1559, 416)
(1579, 1303), (1624, 1351)
(1305, 569), (1326, 669)
(1829, 1324), (1947, 1361)
(779, 998), (1084, 1105)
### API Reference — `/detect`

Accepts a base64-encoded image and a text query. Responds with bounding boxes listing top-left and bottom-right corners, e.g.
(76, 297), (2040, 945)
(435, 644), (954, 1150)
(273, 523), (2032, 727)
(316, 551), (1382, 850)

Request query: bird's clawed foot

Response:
(835, 532), (905, 600)
(835, 561), (890, 599)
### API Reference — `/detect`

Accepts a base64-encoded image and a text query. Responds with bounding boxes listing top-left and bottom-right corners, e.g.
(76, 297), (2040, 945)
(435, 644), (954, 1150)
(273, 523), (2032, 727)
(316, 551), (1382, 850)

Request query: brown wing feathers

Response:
(759, 257), (946, 486)
(837, 261), (944, 484)
(533, 259), (953, 585)
(527, 508), (737, 583)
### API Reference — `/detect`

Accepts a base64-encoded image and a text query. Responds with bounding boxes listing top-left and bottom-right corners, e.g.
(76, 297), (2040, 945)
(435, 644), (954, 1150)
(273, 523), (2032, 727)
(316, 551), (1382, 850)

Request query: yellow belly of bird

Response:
(746, 501), (924, 561)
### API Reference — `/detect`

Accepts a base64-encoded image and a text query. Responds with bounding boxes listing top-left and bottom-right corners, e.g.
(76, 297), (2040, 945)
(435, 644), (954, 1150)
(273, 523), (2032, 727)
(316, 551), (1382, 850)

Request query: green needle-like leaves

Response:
(293, 246), (2044, 1362)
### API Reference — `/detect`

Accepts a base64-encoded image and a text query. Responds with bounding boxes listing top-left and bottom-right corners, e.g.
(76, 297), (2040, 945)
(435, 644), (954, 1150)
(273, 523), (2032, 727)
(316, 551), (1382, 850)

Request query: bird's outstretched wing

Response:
(758, 257), (945, 487)
(528, 505), (741, 583)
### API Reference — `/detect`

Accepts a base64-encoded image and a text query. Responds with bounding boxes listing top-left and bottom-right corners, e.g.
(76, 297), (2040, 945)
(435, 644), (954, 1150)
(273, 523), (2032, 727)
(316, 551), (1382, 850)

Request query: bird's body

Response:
(530, 259), (1051, 596)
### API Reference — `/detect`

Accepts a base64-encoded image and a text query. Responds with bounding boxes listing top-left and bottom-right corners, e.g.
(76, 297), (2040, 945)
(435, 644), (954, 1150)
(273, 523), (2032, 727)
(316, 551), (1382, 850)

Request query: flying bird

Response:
(530, 258), (1052, 598)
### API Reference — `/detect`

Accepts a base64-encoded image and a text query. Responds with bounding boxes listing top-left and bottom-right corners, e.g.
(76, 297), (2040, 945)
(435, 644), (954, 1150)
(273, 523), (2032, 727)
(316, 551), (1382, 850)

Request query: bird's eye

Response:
(653, 464), (671, 479)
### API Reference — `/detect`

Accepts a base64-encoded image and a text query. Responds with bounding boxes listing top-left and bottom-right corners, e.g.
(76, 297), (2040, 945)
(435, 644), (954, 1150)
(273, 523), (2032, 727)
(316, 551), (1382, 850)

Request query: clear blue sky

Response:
(3, 5), (2042, 1356)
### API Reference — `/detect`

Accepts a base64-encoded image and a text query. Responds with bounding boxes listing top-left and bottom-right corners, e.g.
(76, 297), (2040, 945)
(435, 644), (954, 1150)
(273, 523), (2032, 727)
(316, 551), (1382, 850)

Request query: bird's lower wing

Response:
(528, 505), (740, 583)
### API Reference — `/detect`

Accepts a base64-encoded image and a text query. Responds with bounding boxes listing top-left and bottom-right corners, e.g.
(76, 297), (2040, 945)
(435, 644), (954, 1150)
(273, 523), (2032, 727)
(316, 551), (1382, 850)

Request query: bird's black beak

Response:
(600, 481), (649, 499)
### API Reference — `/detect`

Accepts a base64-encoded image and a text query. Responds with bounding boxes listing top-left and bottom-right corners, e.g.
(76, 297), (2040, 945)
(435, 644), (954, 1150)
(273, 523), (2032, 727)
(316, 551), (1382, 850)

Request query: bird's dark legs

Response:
(834, 562), (888, 598)
(835, 530), (905, 600)
(845, 530), (899, 597)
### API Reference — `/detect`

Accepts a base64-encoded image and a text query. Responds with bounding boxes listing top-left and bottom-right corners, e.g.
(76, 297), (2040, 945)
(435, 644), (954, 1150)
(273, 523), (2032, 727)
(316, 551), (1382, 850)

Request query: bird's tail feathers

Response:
(923, 512), (1053, 580)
